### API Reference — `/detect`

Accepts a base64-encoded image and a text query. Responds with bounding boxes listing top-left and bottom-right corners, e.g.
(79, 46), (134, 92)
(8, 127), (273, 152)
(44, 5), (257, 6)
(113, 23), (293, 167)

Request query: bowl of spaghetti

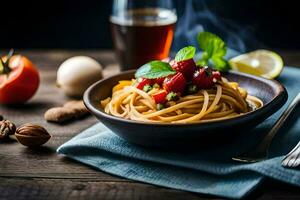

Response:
(84, 67), (287, 147)
(84, 39), (287, 147)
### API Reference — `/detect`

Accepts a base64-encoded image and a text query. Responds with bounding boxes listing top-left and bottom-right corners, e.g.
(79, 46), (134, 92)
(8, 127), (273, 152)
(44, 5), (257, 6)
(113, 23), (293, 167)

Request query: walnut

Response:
(15, 123), (51, 147)
(0, 120), (16, 140)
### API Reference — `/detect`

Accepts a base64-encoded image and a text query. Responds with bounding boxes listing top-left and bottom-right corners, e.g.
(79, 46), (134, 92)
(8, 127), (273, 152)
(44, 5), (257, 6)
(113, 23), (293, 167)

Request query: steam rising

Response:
(173, 0), (263, 53)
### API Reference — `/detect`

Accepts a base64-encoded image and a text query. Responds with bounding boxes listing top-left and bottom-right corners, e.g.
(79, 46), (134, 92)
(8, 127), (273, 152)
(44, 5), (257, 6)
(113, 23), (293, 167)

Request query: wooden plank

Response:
(0, 149), (122, 180)
(1, 177), (300, 200)
(0, 178), (210, 200)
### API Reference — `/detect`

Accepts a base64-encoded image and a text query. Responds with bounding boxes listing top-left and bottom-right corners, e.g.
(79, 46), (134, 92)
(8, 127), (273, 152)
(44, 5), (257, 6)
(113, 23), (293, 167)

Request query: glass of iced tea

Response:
(110, 0), (177, 70)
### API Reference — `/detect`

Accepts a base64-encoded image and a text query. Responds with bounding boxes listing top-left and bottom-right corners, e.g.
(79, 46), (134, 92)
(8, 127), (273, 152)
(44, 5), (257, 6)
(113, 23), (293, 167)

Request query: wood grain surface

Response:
(0, 50), (300, 200)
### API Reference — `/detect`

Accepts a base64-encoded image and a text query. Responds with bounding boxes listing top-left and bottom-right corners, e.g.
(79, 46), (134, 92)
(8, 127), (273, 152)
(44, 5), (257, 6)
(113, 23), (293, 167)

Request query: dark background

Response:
(2, 0), (299, 50)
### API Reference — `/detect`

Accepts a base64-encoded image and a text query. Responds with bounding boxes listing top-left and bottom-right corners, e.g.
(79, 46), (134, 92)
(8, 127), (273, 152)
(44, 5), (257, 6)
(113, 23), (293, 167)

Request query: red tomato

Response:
(171, 58), (197, 81)
(0, 55), (40, 104)
(192, 67), (221, 89)
(153, 77), (165, 85)
(212, 71), (221, 80)
(152, 90), (168, 104)
(136, 78), (152, 90)
(163, 72), (186, 95)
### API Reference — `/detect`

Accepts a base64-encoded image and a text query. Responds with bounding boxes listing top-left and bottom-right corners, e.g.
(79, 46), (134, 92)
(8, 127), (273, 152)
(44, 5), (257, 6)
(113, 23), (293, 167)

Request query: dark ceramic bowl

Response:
(84, 70), (288, 148)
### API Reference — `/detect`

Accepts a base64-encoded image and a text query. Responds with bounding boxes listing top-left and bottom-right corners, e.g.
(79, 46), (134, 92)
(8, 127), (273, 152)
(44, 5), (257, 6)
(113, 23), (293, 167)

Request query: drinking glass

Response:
(110, 0), (177, 70)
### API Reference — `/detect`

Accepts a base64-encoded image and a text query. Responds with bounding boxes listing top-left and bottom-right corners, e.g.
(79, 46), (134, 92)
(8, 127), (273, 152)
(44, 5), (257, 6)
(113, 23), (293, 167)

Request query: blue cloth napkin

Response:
(57, 66), (300, 199)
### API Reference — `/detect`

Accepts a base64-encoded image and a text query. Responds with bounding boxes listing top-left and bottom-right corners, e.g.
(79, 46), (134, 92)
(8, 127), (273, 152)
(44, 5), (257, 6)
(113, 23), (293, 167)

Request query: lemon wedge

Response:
(229, 50), (284, 79)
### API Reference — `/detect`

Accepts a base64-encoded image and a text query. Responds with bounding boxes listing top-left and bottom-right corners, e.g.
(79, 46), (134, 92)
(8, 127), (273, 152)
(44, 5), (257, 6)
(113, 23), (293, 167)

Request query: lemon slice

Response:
(229, 50), (284, 79)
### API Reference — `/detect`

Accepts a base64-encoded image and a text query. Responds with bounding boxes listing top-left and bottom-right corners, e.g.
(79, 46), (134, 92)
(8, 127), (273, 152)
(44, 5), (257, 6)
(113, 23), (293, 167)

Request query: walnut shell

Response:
(0, 119), (16, 140)
(15, 123), (51, 147)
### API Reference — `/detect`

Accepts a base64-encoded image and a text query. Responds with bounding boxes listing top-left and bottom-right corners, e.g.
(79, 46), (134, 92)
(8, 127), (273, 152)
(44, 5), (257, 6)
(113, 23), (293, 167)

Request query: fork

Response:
(282, 141), (300, 168)
(232, 93), (300, 163)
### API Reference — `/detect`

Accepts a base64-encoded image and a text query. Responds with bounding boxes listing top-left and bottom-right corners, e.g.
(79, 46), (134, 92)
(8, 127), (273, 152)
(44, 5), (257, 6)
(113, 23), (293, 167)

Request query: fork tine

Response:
(290, 148), (300, 167)
(285, 141), (300, 158)
(295, 158), (300, 167)
(282, 141), (300, 168)
(282, 157), (289, 166)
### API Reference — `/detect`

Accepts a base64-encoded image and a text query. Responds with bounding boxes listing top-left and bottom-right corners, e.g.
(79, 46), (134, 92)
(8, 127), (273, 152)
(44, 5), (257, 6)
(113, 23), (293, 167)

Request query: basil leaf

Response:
(211, 56), (230, 71)
(197, 32), (226, 58)
(197, 31), (230, 71)
(196, 59), (207, 66)
(175, 46), (196, 62)
(135, 60), (176, 79)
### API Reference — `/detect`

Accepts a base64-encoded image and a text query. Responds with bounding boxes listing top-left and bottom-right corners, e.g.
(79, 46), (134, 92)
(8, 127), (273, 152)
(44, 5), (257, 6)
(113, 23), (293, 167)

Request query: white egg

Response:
(57, 56), (103, 97)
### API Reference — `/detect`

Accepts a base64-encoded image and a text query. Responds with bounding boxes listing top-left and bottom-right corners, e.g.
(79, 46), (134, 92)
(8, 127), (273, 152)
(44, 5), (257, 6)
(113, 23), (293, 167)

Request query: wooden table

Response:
(1, 50), (300, 200)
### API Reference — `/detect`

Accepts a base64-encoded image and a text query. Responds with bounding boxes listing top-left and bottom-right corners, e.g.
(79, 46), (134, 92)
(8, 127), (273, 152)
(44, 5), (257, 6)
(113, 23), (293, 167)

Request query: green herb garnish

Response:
(135, 60), (176, 79)
(166, 92), (179, 101)
(187, 85), (198, 94)
(175, 46), (196, 62)
(196, 32), (230, 71)
(143, 84), (152, 93)
(156, 103), (165, 110)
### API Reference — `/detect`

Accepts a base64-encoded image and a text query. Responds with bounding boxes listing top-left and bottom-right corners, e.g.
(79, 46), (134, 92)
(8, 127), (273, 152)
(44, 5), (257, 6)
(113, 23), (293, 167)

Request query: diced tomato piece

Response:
(171, 59), (197, 81)
(152, 90), (168, 104)
(212, 71), (221, 80)
(153, 77), (165, 85)
(192, 67), (215, 89)
(136, 78), (152, 90)
(163, 72), (186, 95)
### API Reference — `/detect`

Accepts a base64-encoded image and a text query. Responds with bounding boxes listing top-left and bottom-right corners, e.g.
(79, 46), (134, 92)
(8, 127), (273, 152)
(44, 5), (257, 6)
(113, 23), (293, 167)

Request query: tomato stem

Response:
(0, 59), (11, 74)
(0, 49), (14, 75)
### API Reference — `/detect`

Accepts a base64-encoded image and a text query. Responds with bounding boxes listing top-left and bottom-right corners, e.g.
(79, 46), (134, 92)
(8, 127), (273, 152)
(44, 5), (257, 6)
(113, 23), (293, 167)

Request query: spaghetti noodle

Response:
(101, 77), (263, 123)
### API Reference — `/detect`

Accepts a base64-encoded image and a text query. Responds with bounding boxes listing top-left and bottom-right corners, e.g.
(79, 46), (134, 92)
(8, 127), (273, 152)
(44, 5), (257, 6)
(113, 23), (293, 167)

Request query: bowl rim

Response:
(84, 70), (287, 127)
